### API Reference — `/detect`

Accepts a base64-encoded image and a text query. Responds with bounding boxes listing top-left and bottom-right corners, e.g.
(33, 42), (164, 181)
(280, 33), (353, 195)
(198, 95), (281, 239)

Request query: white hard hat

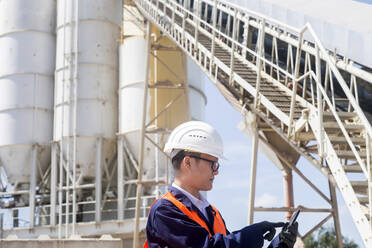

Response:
(164, 121), (226, 160)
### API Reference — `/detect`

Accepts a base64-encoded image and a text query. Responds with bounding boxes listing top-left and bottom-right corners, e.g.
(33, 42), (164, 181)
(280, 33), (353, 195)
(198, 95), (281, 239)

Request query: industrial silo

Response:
(54, 0), (121, 183)
(53, 0), (121, 224)
(118, 4), (206, 220)
(0, 0), (56, 204)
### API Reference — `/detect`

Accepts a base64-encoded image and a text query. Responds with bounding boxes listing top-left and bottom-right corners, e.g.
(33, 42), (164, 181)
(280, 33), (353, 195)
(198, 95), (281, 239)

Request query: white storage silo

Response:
(54, 0), (121, 182)
(187, 57), (206, 121)
(119, 6), (206, 190)
(0, 0), (55, 188)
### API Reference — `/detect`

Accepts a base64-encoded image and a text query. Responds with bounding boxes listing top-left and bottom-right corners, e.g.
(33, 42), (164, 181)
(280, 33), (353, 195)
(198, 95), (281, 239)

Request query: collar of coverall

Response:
(167, 185), (207, 214)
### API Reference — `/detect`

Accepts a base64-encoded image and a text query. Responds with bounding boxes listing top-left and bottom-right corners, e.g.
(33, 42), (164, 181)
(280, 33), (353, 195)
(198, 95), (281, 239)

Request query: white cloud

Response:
(255, 193), (279, 207)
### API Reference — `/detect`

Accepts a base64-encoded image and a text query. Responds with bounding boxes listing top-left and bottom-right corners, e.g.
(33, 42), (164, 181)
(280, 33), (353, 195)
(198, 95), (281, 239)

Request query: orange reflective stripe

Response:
(162, 192), (213, 238)
(211, 205), (227, 235)
(142, 240), (149, 248)
(143, 192), (227, 247)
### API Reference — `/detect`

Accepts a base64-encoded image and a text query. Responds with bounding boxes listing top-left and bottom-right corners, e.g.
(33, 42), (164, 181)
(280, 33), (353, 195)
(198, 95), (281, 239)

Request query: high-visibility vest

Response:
(143, 192), (227, 248)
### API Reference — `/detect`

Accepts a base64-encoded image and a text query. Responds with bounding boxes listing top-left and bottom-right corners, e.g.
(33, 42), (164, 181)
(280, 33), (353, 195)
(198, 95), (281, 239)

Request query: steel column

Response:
(283, 169), (294, 221)
(95, 137), (103, 222)
(72, 0), (79, 235)
(50, 142), (57, 226)
(133, 21), (152, 248)
(29, 145), (37, 228)
(58, 140), (63, 239)
(329, 181), (343, 248)
(248, 122), (259, 224)
(118, 136), (124, 220)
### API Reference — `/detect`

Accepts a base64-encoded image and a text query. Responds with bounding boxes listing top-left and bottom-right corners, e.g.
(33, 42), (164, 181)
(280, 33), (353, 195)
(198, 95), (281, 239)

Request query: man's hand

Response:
(256, 221), (285, 241)
(279, 222), (298, 248)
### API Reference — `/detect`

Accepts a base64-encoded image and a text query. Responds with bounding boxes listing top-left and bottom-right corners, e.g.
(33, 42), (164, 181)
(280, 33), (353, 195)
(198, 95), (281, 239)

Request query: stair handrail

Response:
(138, 0), (372, 151)
(172, 0), (372, 138)
(305, 24), (372, 138)
(307, 70), (368, 177)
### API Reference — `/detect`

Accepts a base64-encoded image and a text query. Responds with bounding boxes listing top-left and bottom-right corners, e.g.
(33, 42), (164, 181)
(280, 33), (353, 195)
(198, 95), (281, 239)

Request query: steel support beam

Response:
(50, 142), (58, 226)
(283, 169), (294, 221)
(118, 136), (124, 221)
(133, 21), (152, 248)
(29, 145), (37, 228)
(329, 181), (343, 248)
(248, 121), (258, 225)
(95, 137), (103, 222)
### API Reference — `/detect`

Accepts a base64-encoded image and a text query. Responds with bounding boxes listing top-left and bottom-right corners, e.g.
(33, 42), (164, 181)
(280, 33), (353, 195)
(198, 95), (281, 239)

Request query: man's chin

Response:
(205, 184), (213, 191)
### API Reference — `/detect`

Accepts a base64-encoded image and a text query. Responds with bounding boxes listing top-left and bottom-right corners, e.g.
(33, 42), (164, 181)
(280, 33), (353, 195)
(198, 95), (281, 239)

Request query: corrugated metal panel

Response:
(228, 0), (372, 68)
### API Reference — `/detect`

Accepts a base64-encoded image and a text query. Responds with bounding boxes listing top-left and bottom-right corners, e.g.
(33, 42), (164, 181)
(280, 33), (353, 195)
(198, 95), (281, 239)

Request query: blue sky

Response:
(202, 76), (364, 246)
(354, 0), (372, 4)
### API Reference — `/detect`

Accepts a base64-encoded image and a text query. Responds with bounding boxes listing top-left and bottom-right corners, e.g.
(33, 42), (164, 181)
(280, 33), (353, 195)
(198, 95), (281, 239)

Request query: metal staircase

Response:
(132, 0), (372, 246)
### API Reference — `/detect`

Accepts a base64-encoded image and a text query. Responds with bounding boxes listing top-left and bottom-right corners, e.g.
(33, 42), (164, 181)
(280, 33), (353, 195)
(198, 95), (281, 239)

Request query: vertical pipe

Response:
(248, 124), (258, 225)
(51, 143), (57, 226)
(118, 136), (124, 220)
(29, 145), (37, 228)
(58, 140), (63, 239)
(65, 140), (70, 238)
(59, 0), (68, 238)
(118, 0), (125, 222)
(133, 21), (151, 248)
(95, 137), (102, 222)
(283, 168), (294, 221)
(155, 89), (160, 199)
(72, 0), (79, 235)
(329, 181), (343, 248)
(315, 45), (324, 157)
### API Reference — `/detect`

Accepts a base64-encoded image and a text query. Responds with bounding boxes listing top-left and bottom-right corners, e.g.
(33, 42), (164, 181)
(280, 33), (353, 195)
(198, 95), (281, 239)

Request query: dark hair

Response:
(171, 150), (200, 171)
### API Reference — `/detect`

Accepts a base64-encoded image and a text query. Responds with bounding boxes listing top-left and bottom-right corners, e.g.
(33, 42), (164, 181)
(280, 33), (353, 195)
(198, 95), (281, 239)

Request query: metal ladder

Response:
(133, 0), (372, 246)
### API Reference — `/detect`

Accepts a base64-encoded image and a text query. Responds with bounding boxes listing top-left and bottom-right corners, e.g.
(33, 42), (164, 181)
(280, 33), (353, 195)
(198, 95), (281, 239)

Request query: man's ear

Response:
(182, 156), (191, 170)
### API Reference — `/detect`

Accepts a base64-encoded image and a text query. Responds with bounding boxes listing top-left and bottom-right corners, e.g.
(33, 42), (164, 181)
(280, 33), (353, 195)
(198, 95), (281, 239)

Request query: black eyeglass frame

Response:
(186, 154), (220, 172)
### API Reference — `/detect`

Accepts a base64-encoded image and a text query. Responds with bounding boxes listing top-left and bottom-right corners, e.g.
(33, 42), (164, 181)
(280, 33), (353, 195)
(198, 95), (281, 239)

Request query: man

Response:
(144, 121), (297, 248)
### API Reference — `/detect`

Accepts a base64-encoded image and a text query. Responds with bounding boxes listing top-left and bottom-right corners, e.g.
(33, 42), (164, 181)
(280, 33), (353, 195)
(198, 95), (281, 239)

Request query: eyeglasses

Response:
(187, 155), (220, 172)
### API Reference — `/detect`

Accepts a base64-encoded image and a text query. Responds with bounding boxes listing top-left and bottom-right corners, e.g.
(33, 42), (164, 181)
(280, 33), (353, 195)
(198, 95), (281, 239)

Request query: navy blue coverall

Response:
(146, 185), (280, 248)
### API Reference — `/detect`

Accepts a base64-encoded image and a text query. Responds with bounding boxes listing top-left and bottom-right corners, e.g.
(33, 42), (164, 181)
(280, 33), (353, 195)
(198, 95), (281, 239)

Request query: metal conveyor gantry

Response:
(132, 0), (372, 246)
